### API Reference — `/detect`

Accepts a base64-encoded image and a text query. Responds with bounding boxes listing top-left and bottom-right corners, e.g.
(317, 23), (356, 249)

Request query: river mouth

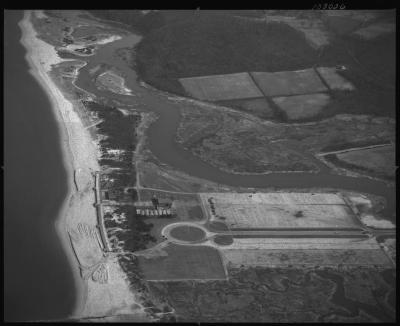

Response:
(72, 27), (395, 221)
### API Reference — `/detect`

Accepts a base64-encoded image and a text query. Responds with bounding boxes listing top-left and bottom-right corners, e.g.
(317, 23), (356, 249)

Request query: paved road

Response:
(226, 229), (369, 238)
(317, 143), (392, 156)
(218, 227), (395, 239)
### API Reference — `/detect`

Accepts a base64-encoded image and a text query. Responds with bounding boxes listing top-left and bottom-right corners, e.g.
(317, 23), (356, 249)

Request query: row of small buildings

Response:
(136, 208), (172, 217)
(135, 199), (173, 217)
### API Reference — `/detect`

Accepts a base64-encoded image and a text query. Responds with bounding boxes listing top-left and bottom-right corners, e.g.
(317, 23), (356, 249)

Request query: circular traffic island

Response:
(207, 221), (229, 232)
(213, 235), (234, 246)
(169, 225), (206, 243)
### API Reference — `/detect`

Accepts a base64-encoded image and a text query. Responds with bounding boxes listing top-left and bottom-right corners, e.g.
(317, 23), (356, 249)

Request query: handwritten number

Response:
(312, 3), (346, 10)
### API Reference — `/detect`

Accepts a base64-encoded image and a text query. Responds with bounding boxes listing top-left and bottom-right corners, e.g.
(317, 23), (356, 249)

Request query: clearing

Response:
(220, 238), (393, 267)
(138, 243), (227, 281)
(272, 93), (330, 120)
(169, 225), (206, 242)
(179, 72), (263, 101)
(200, 192), (360, 229)
(316, 67), (355, 91)
(250, 69), (327, 96)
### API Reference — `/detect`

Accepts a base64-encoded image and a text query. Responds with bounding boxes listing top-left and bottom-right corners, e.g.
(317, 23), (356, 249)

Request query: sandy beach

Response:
(19, 10), (149, 321)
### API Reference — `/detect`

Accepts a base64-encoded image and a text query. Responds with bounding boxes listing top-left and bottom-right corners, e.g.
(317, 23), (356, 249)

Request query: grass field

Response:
(138, 243), (227, 281)
(223, 237), (381, 250)
(202, 192), (347, 205)
(179, 73), (263, 101)
(169, 225), (206, 242)
(272, 93), (330, 121)
(222, 248), (392, 267)
(215, 204), (357, 229)
(217, 98), (275, 120)
(200, 192), (359, 229)
(316, 67), (355, 91)
(250, 69), (327, 96)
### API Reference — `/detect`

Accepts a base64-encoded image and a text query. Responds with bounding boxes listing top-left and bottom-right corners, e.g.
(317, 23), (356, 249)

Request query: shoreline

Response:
(19, 11), (97, 319)
(19, 11), (151, 321)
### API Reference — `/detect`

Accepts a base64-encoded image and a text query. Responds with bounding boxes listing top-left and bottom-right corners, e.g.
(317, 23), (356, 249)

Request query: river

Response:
(3, 11), (395, 322)
(74, 32), (395, 220)
(4, 11), (76, 321)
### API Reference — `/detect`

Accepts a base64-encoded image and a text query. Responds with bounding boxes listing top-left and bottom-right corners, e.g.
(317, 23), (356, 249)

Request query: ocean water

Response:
(4, 10), (75, 321)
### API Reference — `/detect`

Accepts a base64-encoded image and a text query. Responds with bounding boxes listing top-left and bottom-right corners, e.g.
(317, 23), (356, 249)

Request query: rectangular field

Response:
(250, 69), (327, 96)
(179, 72), (263, 101)
(222, 248), (392, 267)
(272, 93), (330, 120)
(138, 244), (227, 281)
(221, 237), (382, 250)
(217, 98), (275, 120)
(316, 67), (355, 91)
(202, 192), (347, 206)
(200, 192), (360, 229)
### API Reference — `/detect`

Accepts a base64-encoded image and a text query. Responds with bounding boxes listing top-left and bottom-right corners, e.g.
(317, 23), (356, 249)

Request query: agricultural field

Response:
(178, 66), (357, 121)
(122, 9), (395, 120)
(200, 192), (359, 229)
(316, 67), (355, 91)
(146, 266), (396, 322)
(217, 98), (275, 120)
(134, 13), (319, 96)
(212, 203), (355, 229)
(332, 145), (395, 180)
(179, 73), (263, 101)
(223, 249), (392, 268)
(250, 69), (327, 96)
(272, 93), (330, 121)
(222, 238), (381, 250)
(138, 243), (227, 281)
